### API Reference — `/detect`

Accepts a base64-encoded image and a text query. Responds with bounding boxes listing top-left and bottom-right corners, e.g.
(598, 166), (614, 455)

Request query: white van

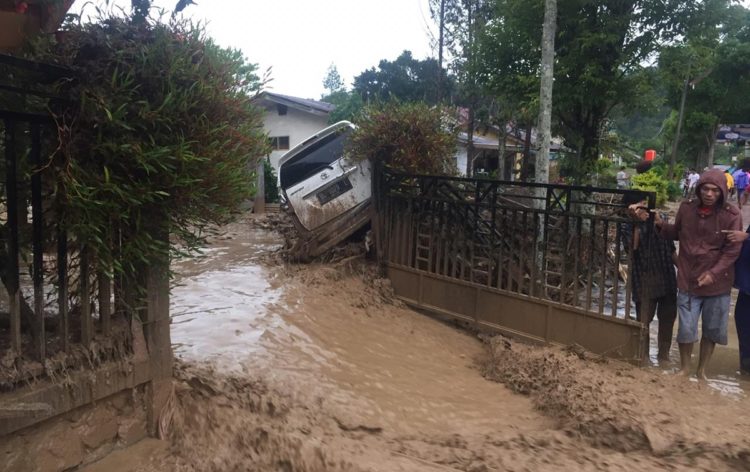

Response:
(278, 121), (372, 259)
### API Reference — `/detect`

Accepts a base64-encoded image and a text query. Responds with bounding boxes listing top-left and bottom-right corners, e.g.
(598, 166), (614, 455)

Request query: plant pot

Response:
(0, 11), (28, 51)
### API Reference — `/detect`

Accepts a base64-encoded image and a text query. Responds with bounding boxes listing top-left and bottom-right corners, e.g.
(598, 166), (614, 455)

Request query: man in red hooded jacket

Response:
(650, 168), (743, 379)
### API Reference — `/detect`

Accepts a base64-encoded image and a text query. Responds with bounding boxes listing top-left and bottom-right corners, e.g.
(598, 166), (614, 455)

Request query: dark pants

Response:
(636, 293), (677, 353)
(734, 291), (750, 373)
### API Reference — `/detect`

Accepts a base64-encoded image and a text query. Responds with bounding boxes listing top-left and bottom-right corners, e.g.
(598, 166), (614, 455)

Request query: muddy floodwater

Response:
(86, 215), (750, 472)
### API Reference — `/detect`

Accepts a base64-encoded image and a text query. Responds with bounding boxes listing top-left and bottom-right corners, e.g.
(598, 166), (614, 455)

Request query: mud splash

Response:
(479, 336), (750, 468)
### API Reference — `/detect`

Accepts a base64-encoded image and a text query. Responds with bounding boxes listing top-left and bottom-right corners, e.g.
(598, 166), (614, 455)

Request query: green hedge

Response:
(38, 14), (269, 276)
(346, 101), (458, 175)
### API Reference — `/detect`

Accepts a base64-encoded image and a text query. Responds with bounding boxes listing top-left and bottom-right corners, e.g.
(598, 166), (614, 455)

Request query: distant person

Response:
(624, 192), (678, 361)
(616, 166), (630, 189)
(682, 170), (691, 198)
(732, 166), (749, 208)
(654, 168), (742, 379)
(687, 169), (700, 198)
(725, 170), (735, 199)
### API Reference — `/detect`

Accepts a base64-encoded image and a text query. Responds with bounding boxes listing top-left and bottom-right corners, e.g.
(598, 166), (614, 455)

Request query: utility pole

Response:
(437, 0), (446, 103)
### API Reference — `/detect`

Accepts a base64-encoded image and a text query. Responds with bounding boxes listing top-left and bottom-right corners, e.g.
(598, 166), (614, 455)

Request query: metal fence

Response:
(0, 54), (131, 390)
(375, 167), (654, 362)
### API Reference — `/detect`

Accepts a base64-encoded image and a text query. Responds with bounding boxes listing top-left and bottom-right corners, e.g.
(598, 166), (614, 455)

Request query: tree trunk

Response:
(578, 128), (601, 184)
(669, 73), (690, 180)
(498, 123), (507, 180)
(464, 0), (475, 177)
(466, 107), (475, 176)
(706, 123), (719, 168)
(522, 122), (532, 181)
(437, 0), (446, 103)
(535, 0), (556, 187)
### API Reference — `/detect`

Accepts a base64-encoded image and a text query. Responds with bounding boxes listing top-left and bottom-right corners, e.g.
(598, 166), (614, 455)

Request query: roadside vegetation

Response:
(346, 101), (458, 175)
(321, 0), (750, 195)
(29, 7), (268, 282)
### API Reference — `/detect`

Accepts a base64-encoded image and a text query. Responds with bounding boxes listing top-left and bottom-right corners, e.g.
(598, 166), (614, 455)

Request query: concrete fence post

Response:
(144, 225), (172, 435)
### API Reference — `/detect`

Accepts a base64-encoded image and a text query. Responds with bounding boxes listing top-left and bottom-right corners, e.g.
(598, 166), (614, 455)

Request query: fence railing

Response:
(375, 167), (657, 324)
(0, 54), (133, 390)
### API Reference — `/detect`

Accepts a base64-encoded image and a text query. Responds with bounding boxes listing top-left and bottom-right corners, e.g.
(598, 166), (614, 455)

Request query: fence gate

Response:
(374, 167), (653, 364)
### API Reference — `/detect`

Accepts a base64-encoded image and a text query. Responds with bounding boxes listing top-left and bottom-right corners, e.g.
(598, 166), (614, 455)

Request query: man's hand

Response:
(652, 211), (663, 228)
(697, 272), (715, 287)
(723, 230), (749, 243)
(627, 203), (650, 222)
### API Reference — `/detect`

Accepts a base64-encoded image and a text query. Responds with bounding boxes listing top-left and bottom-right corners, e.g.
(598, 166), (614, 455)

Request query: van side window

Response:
(269, 136), (290, 150)
(280, 128), (351, 189)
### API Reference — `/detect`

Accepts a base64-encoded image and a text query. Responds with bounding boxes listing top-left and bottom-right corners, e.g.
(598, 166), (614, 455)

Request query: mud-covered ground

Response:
(88, 213), (750, 472)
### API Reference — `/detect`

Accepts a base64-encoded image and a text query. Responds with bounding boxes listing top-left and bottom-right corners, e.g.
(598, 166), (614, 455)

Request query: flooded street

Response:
(96, 214), (750, 471)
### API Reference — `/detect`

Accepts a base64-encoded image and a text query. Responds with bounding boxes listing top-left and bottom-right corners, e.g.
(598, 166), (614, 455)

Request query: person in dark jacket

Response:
(624, 192), (677, 361)
(724, 227), (750, 374)
(651, 168), (743, 379)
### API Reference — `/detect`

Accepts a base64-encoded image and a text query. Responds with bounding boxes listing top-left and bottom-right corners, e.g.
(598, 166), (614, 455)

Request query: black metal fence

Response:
(0, 54), (131, 389)
(375, 167), (657, 322)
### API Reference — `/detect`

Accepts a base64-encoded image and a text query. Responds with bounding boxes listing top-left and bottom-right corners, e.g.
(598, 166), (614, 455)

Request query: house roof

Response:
(253, 92), (334, 116)
(458, 132), (521, 150)
(458, 131), (566, 152)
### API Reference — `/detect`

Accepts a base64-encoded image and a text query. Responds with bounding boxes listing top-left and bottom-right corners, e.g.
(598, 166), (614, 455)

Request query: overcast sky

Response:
(74, 0), (437, 100)
(73, 0), (750, 102)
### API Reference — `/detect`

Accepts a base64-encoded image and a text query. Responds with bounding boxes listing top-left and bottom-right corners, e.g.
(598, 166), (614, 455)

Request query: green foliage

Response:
(263, 158), (279, 203)
(40, 14), (268, 277)
(592, 158), (617, 187)
(322, 64), (345, 95)
(323, 90), (364, 124)
(657, 4), (750, 169)
(352, 51), (452, 105)
(632, 171), (669, 206)
(346, 102), (458, 175)
(476, 0), (705, 182)
(666, 180), (683, 201)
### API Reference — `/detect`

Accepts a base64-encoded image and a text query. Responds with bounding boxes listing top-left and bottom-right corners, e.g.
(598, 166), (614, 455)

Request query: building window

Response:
(269, 136), (290, 151)
(276, 104), (288, 115)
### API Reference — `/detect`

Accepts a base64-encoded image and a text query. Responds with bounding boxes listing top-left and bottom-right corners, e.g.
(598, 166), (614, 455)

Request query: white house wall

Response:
(263, 107), (330, 171)
(455, 147), (468, 176)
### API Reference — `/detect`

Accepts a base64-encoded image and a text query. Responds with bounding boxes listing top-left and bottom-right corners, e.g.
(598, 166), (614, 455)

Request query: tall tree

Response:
(352, 50), (450, 104)
(478, 0), (703, 182)
(659, 3), (750, 171)
(322, 64), (345, 96)
(430, 0), (492, 175)
(535, 0), (557, 186)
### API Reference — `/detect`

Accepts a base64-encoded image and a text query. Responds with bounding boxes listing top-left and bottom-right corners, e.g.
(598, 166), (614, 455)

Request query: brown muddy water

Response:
(86, 215), (750, 471)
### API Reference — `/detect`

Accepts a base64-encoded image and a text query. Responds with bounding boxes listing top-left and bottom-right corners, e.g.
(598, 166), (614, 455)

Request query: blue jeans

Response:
(676, 291), (730, 345)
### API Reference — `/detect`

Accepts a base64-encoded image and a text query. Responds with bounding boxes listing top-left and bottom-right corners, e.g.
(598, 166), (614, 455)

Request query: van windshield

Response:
(280, 128), (351, 189)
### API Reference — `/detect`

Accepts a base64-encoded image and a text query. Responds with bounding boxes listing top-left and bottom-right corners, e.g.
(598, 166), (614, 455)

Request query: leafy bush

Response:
(39, 14), (268, 275)
(264, 158), (279, 203)
(593, 158), (617, 187)
(345, 101), (458, 175)
(644, 159), (683, 201)
(632, 170), (669, 206)
(666, 180), (682, 201)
